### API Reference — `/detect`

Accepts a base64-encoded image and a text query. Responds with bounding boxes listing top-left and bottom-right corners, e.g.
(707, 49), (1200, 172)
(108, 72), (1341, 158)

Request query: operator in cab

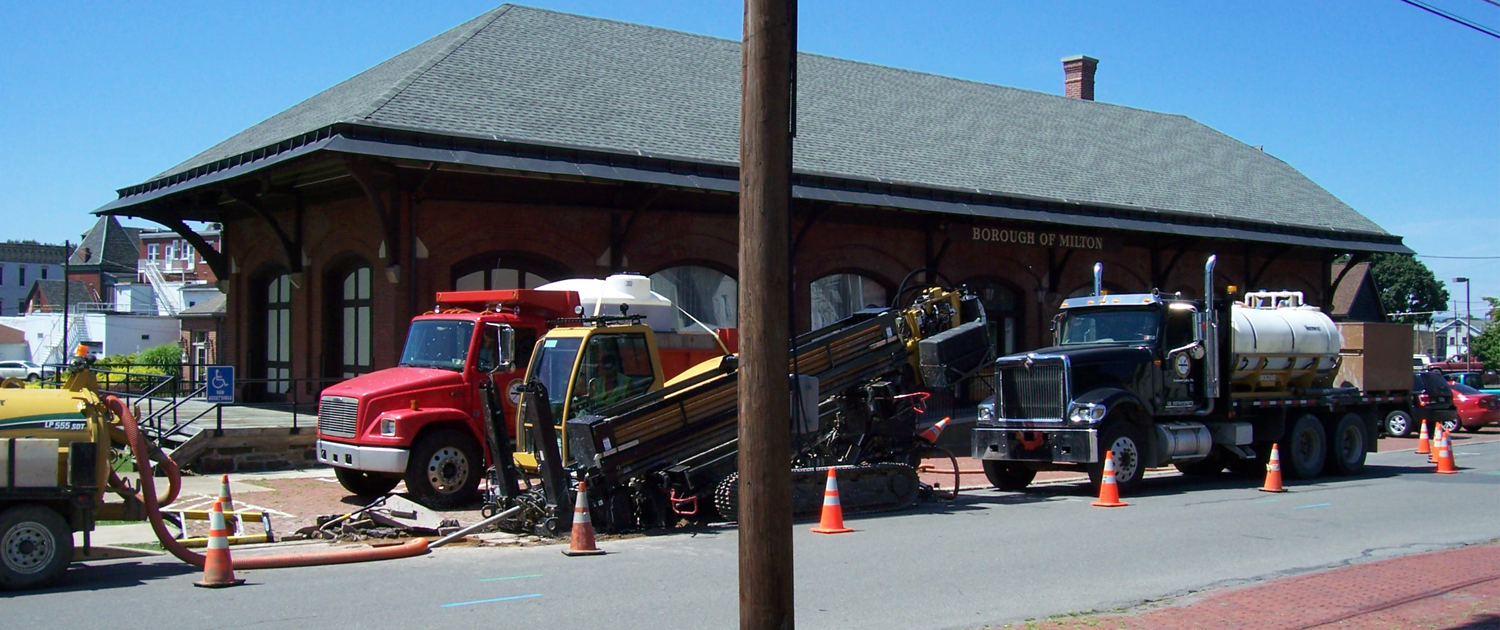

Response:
(587, 353), (630, 408)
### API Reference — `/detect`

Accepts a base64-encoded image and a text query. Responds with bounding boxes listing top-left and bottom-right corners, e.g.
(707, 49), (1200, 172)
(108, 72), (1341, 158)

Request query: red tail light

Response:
(1417, 393), (1431, 406)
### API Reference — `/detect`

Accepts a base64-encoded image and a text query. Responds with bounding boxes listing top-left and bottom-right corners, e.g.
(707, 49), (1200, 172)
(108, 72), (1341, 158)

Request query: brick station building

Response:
(97, 5), (1408, 401)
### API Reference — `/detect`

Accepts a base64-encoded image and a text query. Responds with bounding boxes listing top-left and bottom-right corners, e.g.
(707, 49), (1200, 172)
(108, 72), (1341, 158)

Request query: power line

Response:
(1479, 0), (1500, 9)
(1396, 0), (1500, 38)
(1416, 254), (1500, 259)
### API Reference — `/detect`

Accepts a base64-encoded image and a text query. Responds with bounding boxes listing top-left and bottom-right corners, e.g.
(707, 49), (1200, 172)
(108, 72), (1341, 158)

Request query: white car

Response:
(0, 361), (45, 381)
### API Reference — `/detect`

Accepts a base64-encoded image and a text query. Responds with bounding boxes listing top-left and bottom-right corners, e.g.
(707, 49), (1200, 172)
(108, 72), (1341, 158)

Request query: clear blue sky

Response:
(1, 1), (1495, 312)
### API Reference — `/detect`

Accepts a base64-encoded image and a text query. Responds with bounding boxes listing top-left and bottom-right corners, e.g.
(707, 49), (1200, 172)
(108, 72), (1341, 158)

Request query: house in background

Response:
(0, 324), (27, 361)
(0, 242), (67, 316)
(1418, 316), (1487, 362)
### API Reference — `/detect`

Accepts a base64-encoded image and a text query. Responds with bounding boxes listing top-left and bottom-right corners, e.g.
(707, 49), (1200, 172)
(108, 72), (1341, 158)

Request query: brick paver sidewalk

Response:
(1003, 542), (1500, 630)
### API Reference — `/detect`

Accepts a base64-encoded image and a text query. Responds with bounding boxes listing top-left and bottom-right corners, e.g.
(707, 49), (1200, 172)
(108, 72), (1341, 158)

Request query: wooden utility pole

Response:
(739, 0), (796, 628)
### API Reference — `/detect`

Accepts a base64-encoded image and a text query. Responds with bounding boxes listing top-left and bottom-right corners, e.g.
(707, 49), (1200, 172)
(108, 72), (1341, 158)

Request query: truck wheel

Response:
(1383, 409), (1413, 438)
(1325, 412), (1368, 476)
(0, 504), (73, 590)
(982, 461), (1036, 491)
(404, 429), (482, 509)
(1088, 421), (1145, 495)
(335, 467), (400, 498)
(1284, 414), (1327, 480)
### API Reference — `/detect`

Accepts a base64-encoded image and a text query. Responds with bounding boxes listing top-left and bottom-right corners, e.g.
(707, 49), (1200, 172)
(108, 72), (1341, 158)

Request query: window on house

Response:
(141, 334), (150, 340)
(180, 240), (192, 260)
(650, 265), (738, 332)
(148, 244), (159, 260)
(18, 266), (24, 285)
(1, 264), (5, 285)
(165, 243), (175, 261)
(40, 266), (46, 279)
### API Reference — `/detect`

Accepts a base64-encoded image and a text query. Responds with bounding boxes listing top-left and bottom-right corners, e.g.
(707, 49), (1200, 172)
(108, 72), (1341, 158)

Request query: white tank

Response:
(537, 273), (676, 332)
(1229, 291), (1342, 391)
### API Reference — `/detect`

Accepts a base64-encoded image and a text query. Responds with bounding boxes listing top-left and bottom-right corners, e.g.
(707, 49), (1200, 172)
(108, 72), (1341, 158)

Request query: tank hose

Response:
(106, 425), (183, 508)
(104, 395), (429, 569)
(915, 446), (964, 500)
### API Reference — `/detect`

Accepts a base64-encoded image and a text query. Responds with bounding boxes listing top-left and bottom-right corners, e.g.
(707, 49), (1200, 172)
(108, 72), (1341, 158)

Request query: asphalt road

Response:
(6, 440), (1498, 630)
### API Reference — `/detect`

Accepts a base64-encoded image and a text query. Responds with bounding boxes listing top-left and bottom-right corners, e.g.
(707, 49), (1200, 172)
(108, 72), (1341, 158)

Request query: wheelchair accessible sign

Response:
(205, 366), (235, 403)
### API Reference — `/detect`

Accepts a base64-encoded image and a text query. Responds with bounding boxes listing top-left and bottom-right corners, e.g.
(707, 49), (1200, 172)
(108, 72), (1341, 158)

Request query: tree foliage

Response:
(1470, 297), (1500, 370)
(1369, 254), (1448, 324)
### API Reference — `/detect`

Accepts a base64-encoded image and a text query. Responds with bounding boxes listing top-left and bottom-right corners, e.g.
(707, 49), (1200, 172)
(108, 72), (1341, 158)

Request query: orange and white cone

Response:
(917, 416), (951, 444)
(562, 480), (606, 556)
(194, 499), (245, 588)
(217, 474), (240, 535)
(1435, 430), (1458, 474)
(1259, 444), (1287, 493)
(811, 468), (854, 533)
(1091, 451), (1129, 507)
(1416, 420), (1431, 455)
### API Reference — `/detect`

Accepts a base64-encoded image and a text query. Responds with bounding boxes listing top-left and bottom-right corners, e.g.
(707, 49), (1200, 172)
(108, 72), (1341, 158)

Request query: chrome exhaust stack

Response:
(1093, 262), (1103, 297)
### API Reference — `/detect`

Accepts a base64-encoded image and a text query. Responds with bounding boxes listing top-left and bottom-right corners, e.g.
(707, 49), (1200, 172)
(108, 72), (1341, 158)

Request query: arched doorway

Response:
(248, 271), (293, 401)
(650, 264), (737, 332)
(326, 260), (373, 379)
(962, 276), (1022, 357)
(809, 272), (888, 331)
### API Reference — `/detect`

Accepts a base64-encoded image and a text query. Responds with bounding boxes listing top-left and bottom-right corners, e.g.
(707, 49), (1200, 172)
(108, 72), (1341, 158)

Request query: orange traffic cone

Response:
(1091, 451), (1129, 507)
(562, 480), (606, 556)
(811, 468), (854, 533)
(1416, 420), (1431, 455)
(1435, 430), (1458, 474)
(1259, 444), (1287, 493)
(217, 474), (240, 535)
(917, 417), (950, 444)
(194, 499), (245, 588)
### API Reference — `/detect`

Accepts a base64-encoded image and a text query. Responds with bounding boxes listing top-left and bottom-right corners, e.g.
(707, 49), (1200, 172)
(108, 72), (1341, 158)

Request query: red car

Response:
(1446, 382), (1500, 432)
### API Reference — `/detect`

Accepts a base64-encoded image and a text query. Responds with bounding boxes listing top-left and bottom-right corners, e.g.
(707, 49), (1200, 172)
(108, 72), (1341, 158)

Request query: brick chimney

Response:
(1062, 55), (1099, 101)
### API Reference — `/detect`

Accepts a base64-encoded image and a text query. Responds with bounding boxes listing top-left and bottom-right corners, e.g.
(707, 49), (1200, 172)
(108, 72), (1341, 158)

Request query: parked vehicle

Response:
(1446, 382), (1500, 432)
(1386, 370), (1459, 437)
(1443, 371), (1500, 394)
(315, 275), (732, 509)
(0, 361), (45, 382)
(971, 256), (1409, 494)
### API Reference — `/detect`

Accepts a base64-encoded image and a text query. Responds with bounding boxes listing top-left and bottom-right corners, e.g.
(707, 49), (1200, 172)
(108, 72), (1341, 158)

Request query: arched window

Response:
(334, 264), (372, 378)
(263, 273), (293, 395)
(650, 265), (737, 332)
(452, 252), (568, 292)
(810, 273), (887, 330)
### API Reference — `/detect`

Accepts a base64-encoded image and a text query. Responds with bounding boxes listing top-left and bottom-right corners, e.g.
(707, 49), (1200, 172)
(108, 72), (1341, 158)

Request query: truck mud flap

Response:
(712, 463), (920, 523)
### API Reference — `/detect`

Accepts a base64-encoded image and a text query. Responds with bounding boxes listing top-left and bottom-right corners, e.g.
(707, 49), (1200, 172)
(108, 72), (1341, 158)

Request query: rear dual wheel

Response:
(1284, 414), (1327, 480)
(1325, 413), (1368, 476)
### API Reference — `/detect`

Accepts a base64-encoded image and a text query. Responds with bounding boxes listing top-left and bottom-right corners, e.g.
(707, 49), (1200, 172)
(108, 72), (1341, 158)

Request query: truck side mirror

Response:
(486, 323), (516, 374)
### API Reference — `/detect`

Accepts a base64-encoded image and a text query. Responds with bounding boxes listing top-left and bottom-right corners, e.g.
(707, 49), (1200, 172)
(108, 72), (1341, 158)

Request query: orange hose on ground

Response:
(104, 395), (429, 570)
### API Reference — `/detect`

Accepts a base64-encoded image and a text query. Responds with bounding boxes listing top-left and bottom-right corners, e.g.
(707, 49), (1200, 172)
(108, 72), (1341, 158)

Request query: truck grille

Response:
(995, 361), (1066, 420)
(318, 396), (359, 438)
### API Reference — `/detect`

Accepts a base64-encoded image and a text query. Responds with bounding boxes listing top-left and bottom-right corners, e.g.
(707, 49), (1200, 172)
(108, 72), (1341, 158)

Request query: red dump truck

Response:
(315, 274), (730, 508)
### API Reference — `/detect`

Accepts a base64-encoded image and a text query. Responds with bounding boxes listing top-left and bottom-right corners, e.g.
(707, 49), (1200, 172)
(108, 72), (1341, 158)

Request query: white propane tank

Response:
(537, 274), (676, 332)
(1229, 291), (1342, 392)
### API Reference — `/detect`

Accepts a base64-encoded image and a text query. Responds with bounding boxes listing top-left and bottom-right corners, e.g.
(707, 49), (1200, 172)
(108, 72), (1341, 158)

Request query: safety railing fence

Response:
(29, 362), (343, 445)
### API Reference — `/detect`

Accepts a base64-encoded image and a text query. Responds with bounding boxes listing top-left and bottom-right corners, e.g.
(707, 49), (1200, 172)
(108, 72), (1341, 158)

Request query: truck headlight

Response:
(977, 403), (994, 423)
(380, 417), (397, 436)
(1068, 402), (1106, 424)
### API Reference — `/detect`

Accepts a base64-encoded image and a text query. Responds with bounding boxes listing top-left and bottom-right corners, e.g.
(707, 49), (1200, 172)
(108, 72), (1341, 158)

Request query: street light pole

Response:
(1454, 277), (1470, 366)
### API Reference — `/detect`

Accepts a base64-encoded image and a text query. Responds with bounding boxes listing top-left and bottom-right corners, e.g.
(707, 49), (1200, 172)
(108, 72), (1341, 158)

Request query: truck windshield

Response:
(399, 320), (475, 371)
(1059, 308), (1159, 345)
(529, 336), (583, 413)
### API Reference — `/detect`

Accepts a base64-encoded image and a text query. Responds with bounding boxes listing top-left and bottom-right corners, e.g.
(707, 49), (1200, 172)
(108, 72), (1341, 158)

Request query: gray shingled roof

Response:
(146, 4), (1386, 238)
(28, 280), (98, 310)
(70, 217), (139, 272)
(177, 292), (226, 318)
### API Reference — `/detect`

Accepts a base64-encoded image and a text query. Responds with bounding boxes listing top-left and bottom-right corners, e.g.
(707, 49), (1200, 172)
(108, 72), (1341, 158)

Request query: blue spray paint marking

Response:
(442, 593), (543, 608)
(1293, 503), (1331, 510)
(480, 574), (542, 582)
